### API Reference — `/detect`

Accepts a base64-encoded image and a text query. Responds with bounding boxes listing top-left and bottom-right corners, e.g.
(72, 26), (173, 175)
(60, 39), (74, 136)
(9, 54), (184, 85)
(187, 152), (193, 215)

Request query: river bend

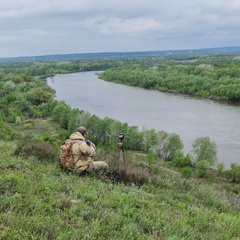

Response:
(47, 71), (240, 168)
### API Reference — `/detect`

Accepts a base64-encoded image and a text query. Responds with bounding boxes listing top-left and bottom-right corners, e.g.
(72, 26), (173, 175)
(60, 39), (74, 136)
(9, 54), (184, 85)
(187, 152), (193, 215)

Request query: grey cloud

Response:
(0, 0), (240, 57)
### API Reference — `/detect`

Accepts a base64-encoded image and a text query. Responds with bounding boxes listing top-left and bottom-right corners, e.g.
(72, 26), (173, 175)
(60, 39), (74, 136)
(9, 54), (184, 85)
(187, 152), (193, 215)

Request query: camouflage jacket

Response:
(69, 131), (96, 171)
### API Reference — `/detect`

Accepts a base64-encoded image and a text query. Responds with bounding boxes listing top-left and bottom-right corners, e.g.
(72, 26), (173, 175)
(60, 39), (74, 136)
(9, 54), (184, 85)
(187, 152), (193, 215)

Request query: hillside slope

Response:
(1, 136), (239, 239)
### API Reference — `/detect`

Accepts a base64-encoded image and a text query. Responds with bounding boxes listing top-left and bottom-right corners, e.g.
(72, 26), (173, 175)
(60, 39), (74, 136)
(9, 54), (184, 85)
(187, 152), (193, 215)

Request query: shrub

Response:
(23, 123), (32, 129)
(147, 151), (157, 164)
(180, 166), (193, 179)
(230, 164), (240, 183)
(117, 165), (149, 186)
(15, 116), (22, 125)
(0, 123), (19, 140)
(196, 160), (210, 178)
(106, 159), (149, 186)
(217, 163), (225, 177)
(14, 139), (58, 162)
(173, 153), (192, 167)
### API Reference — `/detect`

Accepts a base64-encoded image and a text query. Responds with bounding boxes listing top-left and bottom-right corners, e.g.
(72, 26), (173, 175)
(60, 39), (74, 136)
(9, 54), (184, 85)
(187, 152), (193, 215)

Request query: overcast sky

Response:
(1, 0), (240, 57)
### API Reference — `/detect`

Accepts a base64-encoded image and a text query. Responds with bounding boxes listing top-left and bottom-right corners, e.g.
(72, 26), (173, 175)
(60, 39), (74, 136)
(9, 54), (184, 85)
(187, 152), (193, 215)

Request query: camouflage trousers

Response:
(86, 161), (108, 172)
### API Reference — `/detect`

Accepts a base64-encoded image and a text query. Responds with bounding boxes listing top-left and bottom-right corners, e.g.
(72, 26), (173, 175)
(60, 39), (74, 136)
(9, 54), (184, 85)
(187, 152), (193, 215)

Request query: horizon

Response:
(2, 45), (240, 60)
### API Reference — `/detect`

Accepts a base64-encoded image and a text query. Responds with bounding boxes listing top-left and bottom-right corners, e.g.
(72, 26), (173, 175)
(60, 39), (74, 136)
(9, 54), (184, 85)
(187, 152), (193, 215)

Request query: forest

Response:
(1, 53), (240, 239)
(99, 53), (240, 101)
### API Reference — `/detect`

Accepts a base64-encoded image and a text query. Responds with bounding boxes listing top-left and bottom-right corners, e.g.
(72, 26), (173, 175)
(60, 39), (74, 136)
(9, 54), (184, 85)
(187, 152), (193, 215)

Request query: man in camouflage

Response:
(69, 126), (108, 172)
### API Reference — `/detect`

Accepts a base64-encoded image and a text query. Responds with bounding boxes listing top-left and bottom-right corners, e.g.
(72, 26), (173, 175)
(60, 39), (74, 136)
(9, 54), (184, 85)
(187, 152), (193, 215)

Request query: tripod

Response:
(111, 142), (126, 184)
(117, 141), (126, 169)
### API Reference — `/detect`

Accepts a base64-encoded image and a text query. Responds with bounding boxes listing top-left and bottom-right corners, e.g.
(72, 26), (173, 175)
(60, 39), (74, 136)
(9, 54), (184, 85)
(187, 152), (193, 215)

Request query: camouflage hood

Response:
(69, 131), (85, 141)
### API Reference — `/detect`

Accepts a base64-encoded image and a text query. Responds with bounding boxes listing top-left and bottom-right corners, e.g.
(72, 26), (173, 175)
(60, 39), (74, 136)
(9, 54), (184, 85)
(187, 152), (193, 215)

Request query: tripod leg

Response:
(122, 147), (126, 164)
(117, 148), (121, 170)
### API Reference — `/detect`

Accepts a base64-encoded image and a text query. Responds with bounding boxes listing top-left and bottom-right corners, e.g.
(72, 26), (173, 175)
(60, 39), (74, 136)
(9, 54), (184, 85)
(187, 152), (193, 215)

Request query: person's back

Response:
(69, 126), (108, 172)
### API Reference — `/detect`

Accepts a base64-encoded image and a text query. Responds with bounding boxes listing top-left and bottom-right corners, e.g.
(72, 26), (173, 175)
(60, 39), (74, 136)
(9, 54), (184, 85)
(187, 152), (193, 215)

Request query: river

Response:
(47, 71), (240, 168)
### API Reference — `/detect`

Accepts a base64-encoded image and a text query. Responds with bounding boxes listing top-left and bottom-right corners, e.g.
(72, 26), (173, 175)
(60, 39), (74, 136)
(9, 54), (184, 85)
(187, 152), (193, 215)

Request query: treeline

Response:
(0, 59), (121, 78)
(99, 54), (240, 100)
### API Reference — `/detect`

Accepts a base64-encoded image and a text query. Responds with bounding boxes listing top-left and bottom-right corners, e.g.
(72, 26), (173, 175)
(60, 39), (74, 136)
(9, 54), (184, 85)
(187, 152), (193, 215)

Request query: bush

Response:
(15, 116), (22, 125)
(196, 160), (210, 178)
(173, 153), (192, 167)
(0, 123), (19, 140)
(217, 163), (225, 177)
(180, 166), (193, 179)
(230, 164), (240, 183)
(106, 158), (149, 186)
(117, 165), (149, 186)
(14, 139), (58, 162)
(24, 123), (32, 129)
(147, 151), (157, 164)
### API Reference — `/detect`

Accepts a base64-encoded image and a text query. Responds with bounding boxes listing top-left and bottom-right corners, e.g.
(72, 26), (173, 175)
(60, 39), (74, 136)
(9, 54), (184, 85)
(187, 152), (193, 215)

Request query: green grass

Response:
(1, 140), (240, 240)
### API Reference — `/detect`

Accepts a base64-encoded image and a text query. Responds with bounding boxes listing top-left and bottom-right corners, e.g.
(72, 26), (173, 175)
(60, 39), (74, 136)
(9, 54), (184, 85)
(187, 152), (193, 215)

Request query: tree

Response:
(191, 137), (218, 167)
(142, 128), (158, 152)
(152, 131), (184, 161)
(67, 109), (82, 133)
(11, 75), (24, 83)
(26, 87), (54, 105)
(52, 101), (72, 128)
(3, 81), (15, 94)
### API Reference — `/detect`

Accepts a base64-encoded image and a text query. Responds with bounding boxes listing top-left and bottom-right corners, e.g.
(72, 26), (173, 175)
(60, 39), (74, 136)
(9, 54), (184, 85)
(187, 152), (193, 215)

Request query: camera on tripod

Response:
(117, 132), (124, 149)
(117, 132), (125, 164)
(117, 132), (124, 142)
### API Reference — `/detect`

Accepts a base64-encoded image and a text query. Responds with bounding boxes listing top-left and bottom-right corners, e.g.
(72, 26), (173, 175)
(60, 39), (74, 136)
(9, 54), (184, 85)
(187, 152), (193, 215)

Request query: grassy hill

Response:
(1, 119), (240, 239)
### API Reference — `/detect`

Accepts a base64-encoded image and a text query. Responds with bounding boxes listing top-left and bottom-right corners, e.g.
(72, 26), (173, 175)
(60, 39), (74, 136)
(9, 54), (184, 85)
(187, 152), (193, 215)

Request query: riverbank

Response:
(98, 55), (240, 101)
(47, 71), (240, 168)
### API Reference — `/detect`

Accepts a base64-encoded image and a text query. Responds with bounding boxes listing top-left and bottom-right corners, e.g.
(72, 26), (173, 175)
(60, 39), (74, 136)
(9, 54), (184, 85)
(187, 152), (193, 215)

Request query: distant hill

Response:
(1, 46), (240, 63)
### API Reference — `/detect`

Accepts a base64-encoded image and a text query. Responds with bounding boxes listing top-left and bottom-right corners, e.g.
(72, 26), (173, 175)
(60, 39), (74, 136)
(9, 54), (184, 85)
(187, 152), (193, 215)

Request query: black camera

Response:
(118, 132), (124, 142)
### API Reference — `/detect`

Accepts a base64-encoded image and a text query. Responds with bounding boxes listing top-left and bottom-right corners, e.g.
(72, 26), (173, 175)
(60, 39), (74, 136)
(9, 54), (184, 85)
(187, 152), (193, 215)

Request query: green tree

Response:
(3, 81), (15, 94)
(124, 125), (144, 151)
(39, 99), (58, 117)
(191, 137), (218, 167)
(153, 131), (184, 161)
(25, 87), (54, 105)
(142, 128), (158, 152)
(11, 75), (24, 83)
(67, 109), (82, 133)
(52, 101), (72, 128)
